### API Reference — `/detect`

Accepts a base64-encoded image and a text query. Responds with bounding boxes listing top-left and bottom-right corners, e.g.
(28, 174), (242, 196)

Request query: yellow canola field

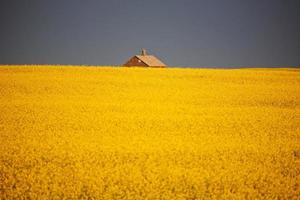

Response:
(0, 66), (299, 199)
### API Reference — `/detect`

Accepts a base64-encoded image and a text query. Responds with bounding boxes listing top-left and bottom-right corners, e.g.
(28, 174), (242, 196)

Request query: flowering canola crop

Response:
(0, 66), (299, 199)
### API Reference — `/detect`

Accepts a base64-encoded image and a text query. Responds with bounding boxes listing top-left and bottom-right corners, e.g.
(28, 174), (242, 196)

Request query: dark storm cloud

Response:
(0, 0), (299, 67)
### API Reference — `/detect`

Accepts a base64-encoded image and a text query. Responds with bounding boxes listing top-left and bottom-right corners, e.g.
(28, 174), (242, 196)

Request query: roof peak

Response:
(135, 55), (166, 67)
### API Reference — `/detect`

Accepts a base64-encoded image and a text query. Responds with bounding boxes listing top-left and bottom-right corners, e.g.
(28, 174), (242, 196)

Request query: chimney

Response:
(141, 48), (147, 56)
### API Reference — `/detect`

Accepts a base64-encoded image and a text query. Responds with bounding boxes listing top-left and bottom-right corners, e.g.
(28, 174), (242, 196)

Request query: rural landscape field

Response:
(0, 65), (299, 199)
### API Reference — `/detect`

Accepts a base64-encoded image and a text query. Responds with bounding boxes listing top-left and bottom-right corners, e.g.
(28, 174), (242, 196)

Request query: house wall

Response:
(123, 56), (149, 67)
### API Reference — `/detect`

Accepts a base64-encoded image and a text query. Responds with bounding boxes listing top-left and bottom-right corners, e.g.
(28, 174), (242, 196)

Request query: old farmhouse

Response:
(123, 49), (167, 68)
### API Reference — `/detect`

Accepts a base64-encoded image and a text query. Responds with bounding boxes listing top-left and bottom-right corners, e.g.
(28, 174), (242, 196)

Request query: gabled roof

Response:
(135, 55), (166, 67)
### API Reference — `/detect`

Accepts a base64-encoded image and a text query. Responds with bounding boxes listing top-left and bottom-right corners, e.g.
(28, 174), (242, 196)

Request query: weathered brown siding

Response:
(123, 56), (148, 67)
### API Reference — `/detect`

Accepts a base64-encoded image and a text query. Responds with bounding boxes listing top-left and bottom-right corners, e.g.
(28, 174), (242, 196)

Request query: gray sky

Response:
(0, 0), (299, 67)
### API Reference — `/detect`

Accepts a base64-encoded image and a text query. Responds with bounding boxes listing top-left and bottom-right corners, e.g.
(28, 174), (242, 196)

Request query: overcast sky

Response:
(0, 0), (299, 67)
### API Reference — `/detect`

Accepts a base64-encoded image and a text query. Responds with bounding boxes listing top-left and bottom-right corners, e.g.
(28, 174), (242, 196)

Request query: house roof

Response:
(135, 55), (166, 67)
